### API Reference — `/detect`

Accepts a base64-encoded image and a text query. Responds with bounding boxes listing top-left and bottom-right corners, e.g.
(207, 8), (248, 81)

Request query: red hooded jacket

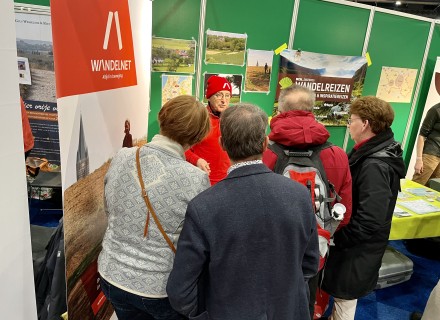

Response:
(263, 110), (352, 230)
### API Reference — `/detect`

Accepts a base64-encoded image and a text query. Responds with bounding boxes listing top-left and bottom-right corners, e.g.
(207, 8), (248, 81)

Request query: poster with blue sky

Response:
(276, 50), (367, 126)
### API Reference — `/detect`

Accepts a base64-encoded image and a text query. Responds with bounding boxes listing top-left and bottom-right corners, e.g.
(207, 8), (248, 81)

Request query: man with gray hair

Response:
(263, 85), (352, 319)
(167, 103), (319, 320)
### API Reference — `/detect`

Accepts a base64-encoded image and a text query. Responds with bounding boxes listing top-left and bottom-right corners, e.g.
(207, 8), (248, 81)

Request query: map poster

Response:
(376, 66), (418, 103)
(161, 74), (193, 106)
(276, 50), (367, 126)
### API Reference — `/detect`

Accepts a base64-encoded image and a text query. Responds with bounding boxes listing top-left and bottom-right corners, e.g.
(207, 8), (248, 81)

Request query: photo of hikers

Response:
(244, 49), (273, 92)
(205, 30), (247, 66)
(151, 37), (196, 74)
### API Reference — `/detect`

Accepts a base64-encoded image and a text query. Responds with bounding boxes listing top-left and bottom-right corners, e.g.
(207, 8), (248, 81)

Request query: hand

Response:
(196, 158), (211, 174)
(414, 158), (423, 174)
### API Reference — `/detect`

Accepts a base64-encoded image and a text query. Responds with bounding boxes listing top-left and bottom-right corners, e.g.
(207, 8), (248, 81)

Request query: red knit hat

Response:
(205, 76), (232, 99)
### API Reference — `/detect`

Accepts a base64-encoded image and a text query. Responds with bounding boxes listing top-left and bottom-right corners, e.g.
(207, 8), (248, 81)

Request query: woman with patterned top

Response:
(98, 95), (211, 320)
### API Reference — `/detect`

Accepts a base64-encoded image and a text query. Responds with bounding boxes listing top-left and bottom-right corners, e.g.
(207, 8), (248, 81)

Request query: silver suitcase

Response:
(376, 246), (413, 289)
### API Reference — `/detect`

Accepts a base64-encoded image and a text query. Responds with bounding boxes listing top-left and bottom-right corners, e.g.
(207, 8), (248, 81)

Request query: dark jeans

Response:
(100, 277), (186, 320)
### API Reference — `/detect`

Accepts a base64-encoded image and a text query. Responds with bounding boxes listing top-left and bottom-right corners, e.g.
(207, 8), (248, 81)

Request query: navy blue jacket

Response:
(167, 164), (319, 320)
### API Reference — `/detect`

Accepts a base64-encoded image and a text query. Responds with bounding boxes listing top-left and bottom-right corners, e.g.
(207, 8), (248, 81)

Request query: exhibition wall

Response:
(16, 0), (440, 167)
(149, 0), (440, 167)
(4, 0), (440, 318)
(0, 1), (37, 319)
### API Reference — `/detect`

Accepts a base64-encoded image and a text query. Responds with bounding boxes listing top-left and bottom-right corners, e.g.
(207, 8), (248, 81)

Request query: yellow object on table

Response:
(389, 179), (440, 240)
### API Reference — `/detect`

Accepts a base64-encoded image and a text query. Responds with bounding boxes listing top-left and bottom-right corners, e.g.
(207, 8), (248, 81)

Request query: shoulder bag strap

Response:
(135, 147), (176, 253)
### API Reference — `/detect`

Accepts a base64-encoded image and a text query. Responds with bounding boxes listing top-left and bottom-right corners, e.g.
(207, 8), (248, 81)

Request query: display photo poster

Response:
(16, 11), (60, 165)
(51, 0), (152, 319)
(17, 57), (32, 85)
(203, 73), (243, 104)
(276, 49), (367, 126)
(205, 30), (247, 66)
(244, 49), (273, 93)
(15, 12), (56, 103)
(24, 100), (60, 166)
(152, 37), (196, 74)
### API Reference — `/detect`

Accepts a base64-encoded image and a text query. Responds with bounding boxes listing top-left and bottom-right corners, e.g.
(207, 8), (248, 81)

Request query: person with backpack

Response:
(263, 84), (352, 319)
(322, 96), (406, 320)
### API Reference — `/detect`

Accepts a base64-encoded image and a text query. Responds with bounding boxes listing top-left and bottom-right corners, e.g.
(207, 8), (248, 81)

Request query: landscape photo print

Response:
(245, 49), (273, 92)
(152, 37), (196, 74)
(276, 50), (367, 126)
(205, 30), (247, 66)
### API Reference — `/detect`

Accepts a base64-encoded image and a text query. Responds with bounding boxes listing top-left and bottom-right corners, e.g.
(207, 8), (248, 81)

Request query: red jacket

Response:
(21, 98), (34, 152)
(262, 110), (352, 230)
(185, 110), (230, 185)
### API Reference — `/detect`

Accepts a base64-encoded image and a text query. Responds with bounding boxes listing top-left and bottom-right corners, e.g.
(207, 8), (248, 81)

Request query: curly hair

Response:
(349, 96), (394, 134)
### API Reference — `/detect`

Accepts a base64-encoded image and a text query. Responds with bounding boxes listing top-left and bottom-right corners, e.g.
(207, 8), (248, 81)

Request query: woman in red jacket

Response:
(185, 76), (232, 185)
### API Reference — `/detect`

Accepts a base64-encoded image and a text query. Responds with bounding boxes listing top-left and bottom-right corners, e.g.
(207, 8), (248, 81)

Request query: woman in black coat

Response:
(322, 96), (406, 320)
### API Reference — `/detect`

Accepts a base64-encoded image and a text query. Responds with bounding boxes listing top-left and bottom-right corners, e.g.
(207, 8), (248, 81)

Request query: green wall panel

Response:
(293, 0), (370, 56)
(201, 0), (295, 116)
(361, 12), (431, 147)
(149, 0), (201, 140)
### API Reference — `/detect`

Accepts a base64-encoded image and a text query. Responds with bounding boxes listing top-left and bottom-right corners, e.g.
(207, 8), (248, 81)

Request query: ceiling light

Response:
(396, 1), (402, 5)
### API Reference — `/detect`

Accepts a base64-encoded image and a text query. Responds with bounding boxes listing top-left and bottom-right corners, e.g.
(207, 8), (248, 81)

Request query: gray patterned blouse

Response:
(98, 134), (210, 297)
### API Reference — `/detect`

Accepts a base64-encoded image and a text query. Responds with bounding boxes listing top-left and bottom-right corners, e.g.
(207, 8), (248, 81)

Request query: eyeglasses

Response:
(347, 117), (362, 125)
(213, 93), (231, 100)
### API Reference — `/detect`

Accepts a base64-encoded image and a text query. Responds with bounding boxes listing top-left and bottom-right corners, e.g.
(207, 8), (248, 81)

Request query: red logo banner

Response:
(51, 0), (137, 98)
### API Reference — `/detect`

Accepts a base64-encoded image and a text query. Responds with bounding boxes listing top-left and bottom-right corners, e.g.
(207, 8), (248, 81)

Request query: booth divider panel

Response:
(351, 12), (432, 153)
(148, 0), (202, 139)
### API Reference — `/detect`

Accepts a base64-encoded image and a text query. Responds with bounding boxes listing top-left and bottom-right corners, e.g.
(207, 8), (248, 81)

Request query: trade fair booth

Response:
(1, 0), (440, 319)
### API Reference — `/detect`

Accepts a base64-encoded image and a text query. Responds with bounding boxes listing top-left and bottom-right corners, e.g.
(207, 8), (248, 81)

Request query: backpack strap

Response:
(268, 141), (332, 178)
(268, 140), (336, 211)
